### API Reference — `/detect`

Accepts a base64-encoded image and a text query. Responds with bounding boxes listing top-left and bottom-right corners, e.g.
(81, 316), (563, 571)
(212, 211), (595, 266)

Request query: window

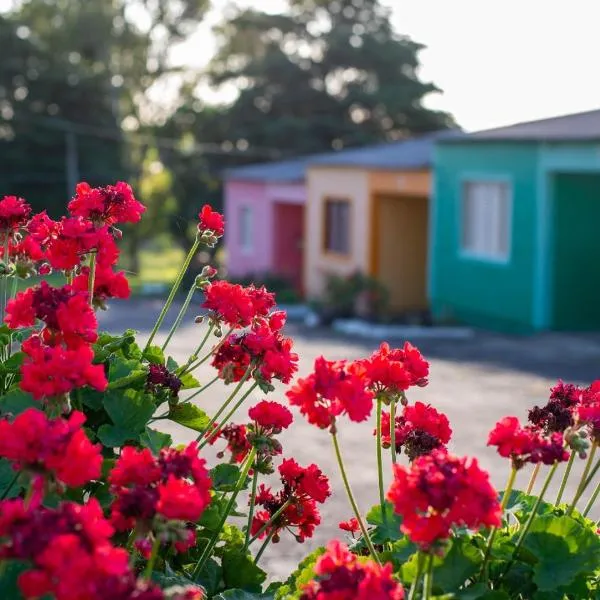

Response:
(324, 198), (351, 255)
(239, 206), (253, 253)
(461, 181), (511, 260)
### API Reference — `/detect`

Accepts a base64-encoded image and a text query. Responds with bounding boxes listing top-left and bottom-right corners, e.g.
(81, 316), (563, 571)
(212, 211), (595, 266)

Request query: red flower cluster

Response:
(0, 497), (168, 600)
(202, 280), (275, 329)
(286, 356), (375, 428)
(300, 540), (405, 600)
(251, 458), (331, 543)
(210, 423), (252, 464)
(363, 342), (429, 398)
(249, 400), (293, 431)
(73, 265), (131, 306)
(0, 409), (101, 488)
(68, 181), (145, 225)
(198, 204), (225, 237)
(147, 364), (183, 399)
(109, 443), (211, 552)
(338, 518), (359, 534)
(528, 380), (583, 434)
(0, 195), (31, 232)
(378, 402), (452, 461)
(577, 385), (600, 441)
(388, 449), (501, 549)
(212, 313), (298, 386)
(488, 416), (569, 469)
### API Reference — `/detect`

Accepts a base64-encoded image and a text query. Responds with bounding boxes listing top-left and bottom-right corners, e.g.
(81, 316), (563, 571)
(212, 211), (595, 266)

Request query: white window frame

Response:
(460, 180), (512, 263)
(239, 206), (253, 254)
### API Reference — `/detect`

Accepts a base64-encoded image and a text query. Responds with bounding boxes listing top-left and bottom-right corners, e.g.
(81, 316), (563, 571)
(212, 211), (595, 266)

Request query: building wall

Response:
(304, 167), (370, 299)
(430, 143), (540, 332)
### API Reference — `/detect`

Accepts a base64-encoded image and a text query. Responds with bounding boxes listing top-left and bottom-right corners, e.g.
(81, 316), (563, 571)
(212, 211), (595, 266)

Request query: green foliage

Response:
(222, 550), (267, 592)
(211, 465), (242, 492)
(169, 403), (211, 432)
(0, 389), (37, 416)
(274, 547), (326, 599)
(366, 501), (403, 543)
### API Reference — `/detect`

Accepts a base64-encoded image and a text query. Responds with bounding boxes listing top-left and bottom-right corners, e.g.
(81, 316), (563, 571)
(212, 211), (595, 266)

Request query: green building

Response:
(430, 110), (600, 332)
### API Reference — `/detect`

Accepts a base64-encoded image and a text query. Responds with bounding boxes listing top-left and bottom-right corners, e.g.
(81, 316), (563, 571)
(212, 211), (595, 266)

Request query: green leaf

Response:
(432, 536), (481, 593)
(215, 591), (273, 600)
(457, 586), (510, 600)
(383, 536), (418, 569)
(0, 458), (22, 499)
(167, 356), (179, 372)
(199, 495), (227, 531)
(275, 547), (325, 600)
(140, 427), (172, 453)
(80, 389), (105, 411)
(97, 424), (140, 447)
(0, 560), (29, 597)
(2, 351), (24, 373)
(108, 356), (147, 389)
(169, 402), (210, 432)
(194, 557), (222, 597)
(523, 514), (600, 592)
(0, 389), (37, 416)
(180, 371), (201, 390)
(103, 389), (155, 433)
(366, 501), (403, 543)
(211, 464), (242, 492)
(143, 345), (165, 366)
(222, 550), (267, 592)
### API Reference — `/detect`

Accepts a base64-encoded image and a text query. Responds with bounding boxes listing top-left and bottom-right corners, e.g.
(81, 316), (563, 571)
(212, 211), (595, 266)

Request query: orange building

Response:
(304, 133), (448, 313)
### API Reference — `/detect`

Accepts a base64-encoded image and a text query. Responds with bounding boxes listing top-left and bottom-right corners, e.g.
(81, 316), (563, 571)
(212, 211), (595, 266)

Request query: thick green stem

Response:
(143, 536), (161, 579)
(375, 397), (387, 524)
(161, 283), (197, 351)
(197, 373), (256, 447)
(407, 551), (424, 600)
(244, 466), (259, 548)
(555, 450), (576, 504)
(87, 252), (97, 307)
(254, 530), (275, 565)
(390, 399), (397, 464)
(192, 448), (256, 579)
(246, 498), (293, 548)
(331, 431), (381, 564)
(184, 375), (220, 404)
(423, 554), (434, 600)
(567, 443), (597, 514)
(479, 466), (517, 581)
(582, 480), (600, 517)
(526, 463), (540, 495)
(144, 238), (200, 353)
(504, 463), (558, 578)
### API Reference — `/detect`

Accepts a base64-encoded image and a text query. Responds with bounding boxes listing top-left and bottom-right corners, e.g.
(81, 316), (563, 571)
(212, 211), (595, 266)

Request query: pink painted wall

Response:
(224, 179), (306, 278)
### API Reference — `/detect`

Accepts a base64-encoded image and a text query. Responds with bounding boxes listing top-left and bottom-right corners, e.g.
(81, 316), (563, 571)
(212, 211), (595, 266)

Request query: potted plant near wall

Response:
(0, 185), (598, 599)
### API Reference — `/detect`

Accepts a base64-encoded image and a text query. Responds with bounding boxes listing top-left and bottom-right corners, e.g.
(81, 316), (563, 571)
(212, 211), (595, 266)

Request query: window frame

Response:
(322, 197), (352, 258)
(239, 205), (253, 255)
(458, 178), (512, 264)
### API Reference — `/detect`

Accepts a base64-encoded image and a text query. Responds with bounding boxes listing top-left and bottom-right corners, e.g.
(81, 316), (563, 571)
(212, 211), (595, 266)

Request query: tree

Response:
(208, 0), (456, 154)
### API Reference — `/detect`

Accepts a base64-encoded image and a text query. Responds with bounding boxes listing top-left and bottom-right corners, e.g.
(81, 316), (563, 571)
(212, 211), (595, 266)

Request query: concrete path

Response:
(98, 299), (600, 579)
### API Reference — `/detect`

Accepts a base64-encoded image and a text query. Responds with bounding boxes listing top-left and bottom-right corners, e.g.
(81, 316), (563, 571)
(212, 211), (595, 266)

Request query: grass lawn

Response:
(125, 246), (185, 294)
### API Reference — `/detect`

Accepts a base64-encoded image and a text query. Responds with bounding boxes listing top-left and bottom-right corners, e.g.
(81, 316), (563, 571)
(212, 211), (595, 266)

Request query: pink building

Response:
(223, 158), (310, 294)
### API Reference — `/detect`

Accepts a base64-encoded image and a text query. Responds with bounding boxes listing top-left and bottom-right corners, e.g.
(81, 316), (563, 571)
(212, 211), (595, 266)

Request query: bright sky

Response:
(172, 0), (600, 131)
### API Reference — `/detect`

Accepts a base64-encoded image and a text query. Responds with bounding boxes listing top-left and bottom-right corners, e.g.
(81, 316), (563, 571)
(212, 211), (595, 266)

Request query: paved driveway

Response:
(98, 299), (600, 579)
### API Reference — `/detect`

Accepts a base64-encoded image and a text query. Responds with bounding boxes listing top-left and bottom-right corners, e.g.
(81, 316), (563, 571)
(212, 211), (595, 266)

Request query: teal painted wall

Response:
(431, 143), (539, 332)
(551, 173), (600, 330)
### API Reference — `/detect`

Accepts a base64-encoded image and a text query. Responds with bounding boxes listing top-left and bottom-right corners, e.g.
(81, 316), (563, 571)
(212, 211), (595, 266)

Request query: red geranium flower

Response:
(69, 181), (145, 225)
(488, 416), (569, 469)
(377, 402), (452, 461)
(0, 195), (31, 232)
(209, 423), (252, 464)
(286, 356), (374, 428)
(300, 540), (405, 600)
(72, 265), (130, 305)
(198, 204), (225, 237)
(248, 400), (293, 431)
(0, 409), (102, 488)
(388, 449), (501, 549)
(338, 518), (359, 534)
(279, 458), (331, 504)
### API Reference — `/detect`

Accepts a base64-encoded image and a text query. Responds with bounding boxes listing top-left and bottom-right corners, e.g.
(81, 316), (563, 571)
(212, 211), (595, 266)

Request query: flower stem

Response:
(567, 442), (597, 514)
(244, 466), (259, 548)
(390, 399), (397, 464)
(504, 462), (558, 578)
(246, 498), (293, 548)
(555, 450), (575, 505)
(407, 551), (424, 600)
(331, 430), (380, 565)
(526, 463), (540, 495)
(192, 448), (256, 579)
(582, 480), (600, 517)
(143, 536), (161, 579)
(423, 553), (434, 600)
(376, 397), (387, 525)
(196, 365), (253, 445)
(161, 282), (197, 351)
(197, 381), (258, 448)
(184, 375), (220, 404)
(144, 238), (200, 353)
(87, 251), (97, 307)
(179, 325), (232, 376)
(479, 466), (517, 581)
(254, 529), (275, 565)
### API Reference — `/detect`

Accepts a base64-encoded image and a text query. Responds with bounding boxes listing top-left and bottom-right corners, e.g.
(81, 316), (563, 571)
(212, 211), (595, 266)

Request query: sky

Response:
(171, 0), (600, 131)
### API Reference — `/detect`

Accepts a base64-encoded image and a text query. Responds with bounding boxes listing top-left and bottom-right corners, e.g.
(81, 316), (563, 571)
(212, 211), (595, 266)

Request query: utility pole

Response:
(65, 127), (79, 196)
